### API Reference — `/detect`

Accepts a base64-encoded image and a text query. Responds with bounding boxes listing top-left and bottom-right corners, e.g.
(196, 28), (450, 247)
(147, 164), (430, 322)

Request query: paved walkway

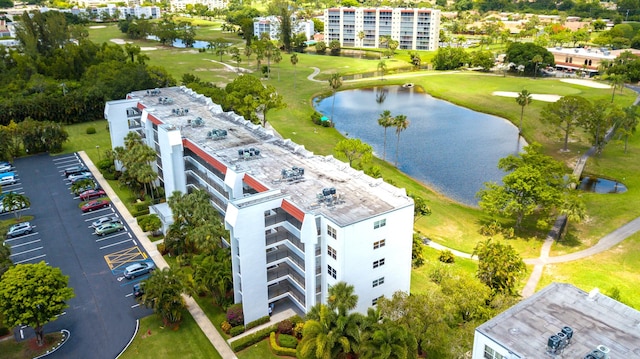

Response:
(79, 151), (238, 359)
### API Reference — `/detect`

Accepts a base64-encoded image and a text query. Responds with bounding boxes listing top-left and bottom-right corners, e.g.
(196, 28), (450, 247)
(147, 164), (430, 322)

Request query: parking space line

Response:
(10, 247), (44, 257)
(131, 304), (141, 308)
(95, 232), (129, 242)
(4, 232), (39, 242)
(99, 239), (133, 250)
(9, 239), (41, 248)
(15, 254), (46, 264)
(125, 293), (133, 297)
(81, 207), (113, 216)
(52, 155), (78, 162)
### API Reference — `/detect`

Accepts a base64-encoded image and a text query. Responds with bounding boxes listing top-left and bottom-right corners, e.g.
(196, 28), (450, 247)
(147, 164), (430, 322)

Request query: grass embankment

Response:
(0, 332), (64, 359)
(119, 312), (222, 359)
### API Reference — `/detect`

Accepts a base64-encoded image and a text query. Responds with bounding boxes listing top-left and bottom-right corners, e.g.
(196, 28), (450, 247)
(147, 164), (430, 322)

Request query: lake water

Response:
(313, 85), (525, 206)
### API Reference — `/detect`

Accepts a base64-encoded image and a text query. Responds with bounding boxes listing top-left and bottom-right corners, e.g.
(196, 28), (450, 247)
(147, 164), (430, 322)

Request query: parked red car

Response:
(79, 189), (106, 201)
(81, 199), (110, 213)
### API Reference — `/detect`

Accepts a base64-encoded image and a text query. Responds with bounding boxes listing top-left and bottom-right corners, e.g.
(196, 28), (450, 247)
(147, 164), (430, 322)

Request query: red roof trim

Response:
(418, 10), (432, 13)
(243, 174), (268, 192)
(137, 102), (146, 111)
(147, 113), (163, 125)
(282, 199), (305, 222)
(182, 139), (227, 174)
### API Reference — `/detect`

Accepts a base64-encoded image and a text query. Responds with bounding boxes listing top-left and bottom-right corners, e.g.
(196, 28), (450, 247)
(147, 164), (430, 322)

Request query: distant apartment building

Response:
(170, 0), (228, 12)
(323, 7), (441, 51)
(254, 15), (314, 41)
(548, 46), (640, 76)
(104, 87), (414, 325)
(472, 283), (640, 359)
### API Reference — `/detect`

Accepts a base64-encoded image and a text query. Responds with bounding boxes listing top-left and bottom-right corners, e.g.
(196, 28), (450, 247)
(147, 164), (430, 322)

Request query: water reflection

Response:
(578, 177), (627, 194)
(313, 85), (525, 206)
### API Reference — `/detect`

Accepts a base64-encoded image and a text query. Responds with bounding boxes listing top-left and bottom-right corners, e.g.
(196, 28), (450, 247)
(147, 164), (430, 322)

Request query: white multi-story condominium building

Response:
(472, 283), (640, 359)
(170, 0), (228, 12)
(76, 5), (161, 19)
(104, 87), (414, 325)
(254, 15), (315, 41)
(324, 7), (440, 51)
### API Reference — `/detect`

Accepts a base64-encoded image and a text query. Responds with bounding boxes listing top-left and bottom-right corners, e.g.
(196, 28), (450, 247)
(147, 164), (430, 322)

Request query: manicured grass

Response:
(236, 338), (285, 359)
(191, 295), (229, 339)
(0, 332), (64, 359)
(119, 313), (222, 359)
(58, 119), (112, 162)
(410, 245), (478, 294)
(538, 232), (640, 310)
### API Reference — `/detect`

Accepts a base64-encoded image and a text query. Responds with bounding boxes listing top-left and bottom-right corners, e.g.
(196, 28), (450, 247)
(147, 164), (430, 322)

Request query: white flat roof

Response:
(128, 86), (413, 226)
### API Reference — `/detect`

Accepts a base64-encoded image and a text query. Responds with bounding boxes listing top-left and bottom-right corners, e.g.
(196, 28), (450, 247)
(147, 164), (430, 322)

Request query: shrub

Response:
(0, 327), (9, 336)
(480, 220), (502, 236)
(134, 201), (150, 212)
(226, 303), (244, 326)
(86, 127), (96, 134)
(311, 112), (334, 127)
(157, 243), (168, 255)
(292, 322), (304, 339)
(278, 334), (298, 349)
(277, 319), (293, 334)
(230, 324), (278, 352)
(229, 325), (245, 337)
(438, 249), (455, 264)
(429, 263), (453, 284)
(269, 332), (297, 357)
(246, 315), (270, 330)
(221, 321), (232, 334)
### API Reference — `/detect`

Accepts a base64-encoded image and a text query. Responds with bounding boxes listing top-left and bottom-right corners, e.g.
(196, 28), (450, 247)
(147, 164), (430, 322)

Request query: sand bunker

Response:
(561, 79), (610, 89)
(110, 38), (129, 45)
(492, 91), (562, 102)
(140, 47), (157, 51)
(89, 25), (106, 29)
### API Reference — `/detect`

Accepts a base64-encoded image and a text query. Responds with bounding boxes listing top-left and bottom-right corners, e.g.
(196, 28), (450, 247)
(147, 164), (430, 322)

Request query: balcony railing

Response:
(268, 281), (306, 307)
(267, 262), (305, 289)
(265, 227), (304, 252)
(266, 247), (305, 272)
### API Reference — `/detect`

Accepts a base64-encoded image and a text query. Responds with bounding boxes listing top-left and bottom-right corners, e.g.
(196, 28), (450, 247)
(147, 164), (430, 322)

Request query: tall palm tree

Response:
(328, 73), (343, 122)
(378, 110), (394, 160)
(378, 60), (387, 81)
(327, 282), (358, 316)
(609, 74), (626, 103)
(297, 305), (360, 359)
(393, 114), (410, 167)
(619, 105), (639, 153)
(290, 53), (299, 90)
(531, 54), (543, 78)
(516, 89), (532, 135)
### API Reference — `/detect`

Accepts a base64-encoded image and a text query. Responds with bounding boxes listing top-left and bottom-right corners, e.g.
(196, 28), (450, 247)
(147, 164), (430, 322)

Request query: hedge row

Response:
(269, 332), (297, 357)
(246, 315), (271, 330)
(229, 324), (278, 352)
(229, 325), (245, 337)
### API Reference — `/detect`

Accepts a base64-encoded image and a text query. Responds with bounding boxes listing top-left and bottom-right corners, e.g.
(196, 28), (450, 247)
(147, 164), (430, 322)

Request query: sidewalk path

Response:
(79, 151), (238, 359)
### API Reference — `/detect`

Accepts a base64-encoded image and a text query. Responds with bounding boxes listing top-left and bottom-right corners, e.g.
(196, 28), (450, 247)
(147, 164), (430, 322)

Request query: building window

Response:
(328, 265), (337, 279)
(372, 296), (383, 306)
(373, 258), (385, 268)
(484, 345), (505, 359)
(327, 246), (337, 260)
(373, 239), (386, 249)
(327, 225), (337, 239)
(374, 219), (386, 229)
(372, 277), (385, 287)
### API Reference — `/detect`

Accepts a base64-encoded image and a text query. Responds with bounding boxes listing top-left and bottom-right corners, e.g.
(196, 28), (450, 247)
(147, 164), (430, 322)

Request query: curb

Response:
(32, 329), (70, 359)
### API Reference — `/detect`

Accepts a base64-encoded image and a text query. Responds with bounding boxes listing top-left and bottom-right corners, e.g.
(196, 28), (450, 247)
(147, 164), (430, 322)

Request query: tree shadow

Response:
(555, 230), (582, 248)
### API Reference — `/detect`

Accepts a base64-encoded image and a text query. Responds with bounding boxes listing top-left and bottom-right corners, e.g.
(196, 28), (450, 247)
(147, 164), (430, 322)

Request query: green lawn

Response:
(119, 313), (222, 359)
(236, 338), (287, 359)
(0, 332), (64, 359)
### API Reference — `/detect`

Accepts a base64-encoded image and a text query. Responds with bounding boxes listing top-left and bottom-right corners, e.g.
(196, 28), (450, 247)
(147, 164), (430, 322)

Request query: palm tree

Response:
(378, 110), (394, 160)
(516, 89), (532, 135)
(328, 73), (343, 122)
(609, 74), (626, 103)
(393, 114), (410, 167)
(327, 282), (358, 316)
(290, 54), (299, 90)
(618, 105), (639, 153)
(297, 305), (360, 359)
(139, 267), (191, 326)
(2, 192), (30, 219)
(360, 321), (416, 359)
(532, 54), (543, 78)
(378, 60), (387, 81)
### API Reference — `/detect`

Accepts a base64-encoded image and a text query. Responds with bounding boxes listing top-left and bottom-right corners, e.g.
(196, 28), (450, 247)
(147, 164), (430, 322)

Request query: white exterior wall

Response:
(323, 207), (413, 312)
(104, 99), (139, 151)
(472, 331), (521, 359)
(156, 124), (186, 196)
(254, 16), (314, 41)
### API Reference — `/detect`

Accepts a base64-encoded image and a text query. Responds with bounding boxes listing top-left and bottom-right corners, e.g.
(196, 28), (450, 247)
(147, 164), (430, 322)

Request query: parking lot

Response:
(3, 153), (154, 358)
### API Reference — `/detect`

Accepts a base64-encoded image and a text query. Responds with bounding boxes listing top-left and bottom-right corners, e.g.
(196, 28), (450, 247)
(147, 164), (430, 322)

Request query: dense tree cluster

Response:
(0, 119), (68, 160)
(505, 42), (554, 75)
(0, 10), (175, 127)
(113, 132), (159, 201)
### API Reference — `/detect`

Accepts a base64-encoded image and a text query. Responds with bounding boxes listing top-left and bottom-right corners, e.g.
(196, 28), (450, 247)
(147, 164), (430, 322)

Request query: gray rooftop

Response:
(129, 86), (413, 226)
(476, 282), (640, 358)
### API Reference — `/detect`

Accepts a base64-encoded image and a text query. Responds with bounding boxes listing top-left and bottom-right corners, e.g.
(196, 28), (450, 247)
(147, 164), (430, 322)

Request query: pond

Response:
(146, 35), (210, 49)
(313, 85), (525, 206)
(578, 177), (627, 194)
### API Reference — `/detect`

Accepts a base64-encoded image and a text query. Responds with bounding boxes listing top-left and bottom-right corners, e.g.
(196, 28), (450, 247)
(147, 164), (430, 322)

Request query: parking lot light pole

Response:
(96, 145), (101, 161)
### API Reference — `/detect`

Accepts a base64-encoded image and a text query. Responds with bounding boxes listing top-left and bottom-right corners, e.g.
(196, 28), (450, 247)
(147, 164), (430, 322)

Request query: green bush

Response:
(0, 327), (9, 336)
(134, 201), (150, 212)
(130, 209), (150, 217)
(278, 334), (298, 349)
(277, 319), (293, 334)
(86, 127), (96, 134)
(226, 303), (244, 326)
(270, 332), (297, 357)
(438, 249), (455, 264)
(246, 315), (270, 330)
(230, 324), (278, 352)
(229, 325), (245, 337)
